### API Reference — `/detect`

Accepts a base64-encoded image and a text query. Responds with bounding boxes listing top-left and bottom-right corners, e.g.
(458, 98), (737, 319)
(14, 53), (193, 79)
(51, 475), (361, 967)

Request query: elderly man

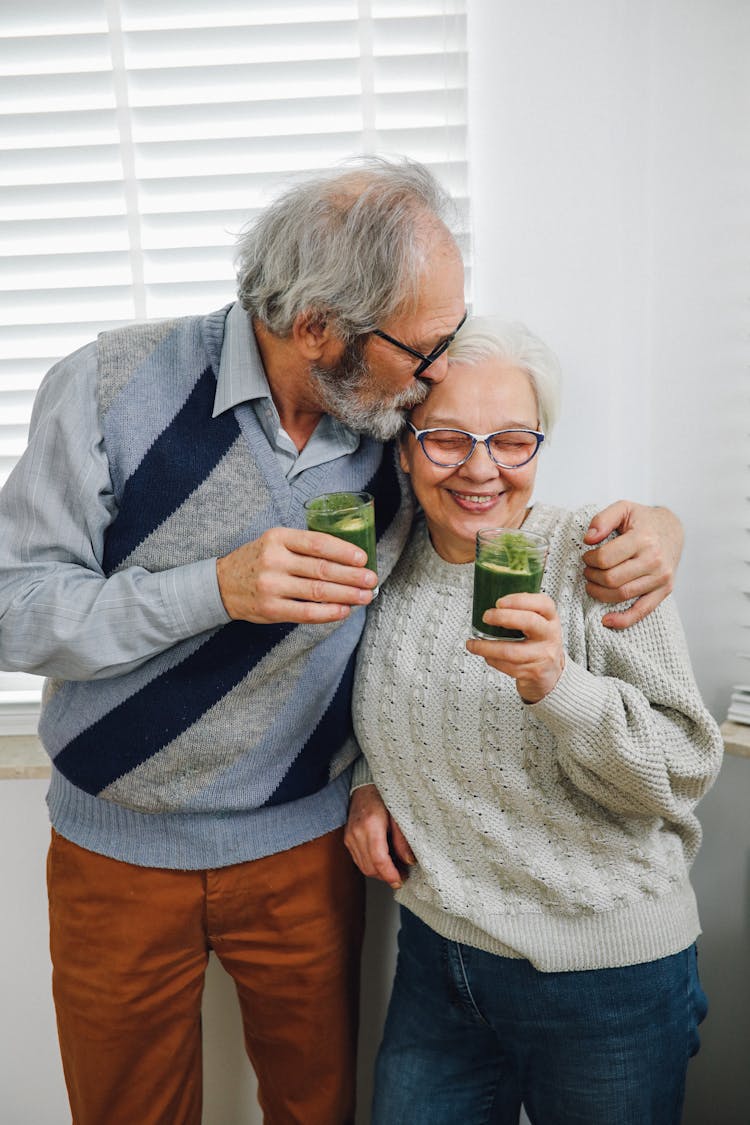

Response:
(0, 158), (680, 1125)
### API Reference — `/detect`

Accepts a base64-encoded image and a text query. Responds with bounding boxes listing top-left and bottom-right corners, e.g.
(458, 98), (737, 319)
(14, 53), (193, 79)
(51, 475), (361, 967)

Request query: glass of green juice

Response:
(472, 527), (548, 641)
(304, 491), (378, 596)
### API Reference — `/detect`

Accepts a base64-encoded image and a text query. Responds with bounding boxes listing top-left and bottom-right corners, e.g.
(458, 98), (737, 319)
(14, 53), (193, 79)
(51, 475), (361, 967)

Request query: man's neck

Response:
(252, 319), (324, 451)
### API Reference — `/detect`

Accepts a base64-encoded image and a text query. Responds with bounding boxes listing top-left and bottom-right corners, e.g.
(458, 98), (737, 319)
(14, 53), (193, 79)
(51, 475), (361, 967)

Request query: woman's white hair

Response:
(235, 155), (458, 342)
(447, 316), (562, 437)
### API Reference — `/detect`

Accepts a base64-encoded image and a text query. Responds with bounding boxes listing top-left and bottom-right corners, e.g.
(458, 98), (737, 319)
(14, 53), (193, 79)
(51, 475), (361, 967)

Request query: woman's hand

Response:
(344, 784), (415, 890)
(466, 592), (564, 703)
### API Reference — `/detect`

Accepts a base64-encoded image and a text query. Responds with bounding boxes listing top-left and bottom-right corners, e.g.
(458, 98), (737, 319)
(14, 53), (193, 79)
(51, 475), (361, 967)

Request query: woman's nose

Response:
(460, 440), (498, 479)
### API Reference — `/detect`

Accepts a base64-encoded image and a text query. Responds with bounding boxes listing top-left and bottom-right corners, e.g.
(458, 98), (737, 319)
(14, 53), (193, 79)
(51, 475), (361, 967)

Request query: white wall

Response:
(468, 1), (749, 1121)
(468, 0), (748, 717)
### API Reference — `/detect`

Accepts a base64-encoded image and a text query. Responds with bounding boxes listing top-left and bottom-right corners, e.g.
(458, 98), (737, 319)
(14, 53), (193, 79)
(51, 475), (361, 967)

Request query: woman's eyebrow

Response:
(417, 417), (535, 429)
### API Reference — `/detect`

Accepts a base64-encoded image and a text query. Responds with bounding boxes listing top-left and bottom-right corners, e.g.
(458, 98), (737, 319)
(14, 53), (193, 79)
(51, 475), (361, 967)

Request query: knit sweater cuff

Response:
(528, 653), (609, 735)
(158, 558), (230, 641)
(350, 754), (375, 792)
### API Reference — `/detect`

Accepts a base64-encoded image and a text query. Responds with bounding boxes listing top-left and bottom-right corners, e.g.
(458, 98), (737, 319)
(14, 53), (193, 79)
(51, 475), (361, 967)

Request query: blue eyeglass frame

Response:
(372, 311), (468, 376)
(406, 422), (545, 468)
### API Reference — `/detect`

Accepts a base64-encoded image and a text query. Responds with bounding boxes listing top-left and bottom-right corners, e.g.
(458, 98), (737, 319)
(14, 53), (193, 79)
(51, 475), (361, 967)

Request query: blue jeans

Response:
(372, 908), (707, 1125)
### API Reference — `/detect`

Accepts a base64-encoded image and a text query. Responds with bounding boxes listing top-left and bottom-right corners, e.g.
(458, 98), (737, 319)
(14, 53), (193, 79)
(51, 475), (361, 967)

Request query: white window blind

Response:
(0, 0), (469, 728)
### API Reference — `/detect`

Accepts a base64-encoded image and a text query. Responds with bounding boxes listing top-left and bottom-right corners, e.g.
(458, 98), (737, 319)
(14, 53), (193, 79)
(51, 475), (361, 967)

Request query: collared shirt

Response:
(0, 305), (360, 679)
(215, 303), (359, 479)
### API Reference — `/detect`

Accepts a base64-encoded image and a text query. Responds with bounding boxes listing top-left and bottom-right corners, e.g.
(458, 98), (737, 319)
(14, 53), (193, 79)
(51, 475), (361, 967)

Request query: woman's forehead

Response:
(414, 359), (536, 423)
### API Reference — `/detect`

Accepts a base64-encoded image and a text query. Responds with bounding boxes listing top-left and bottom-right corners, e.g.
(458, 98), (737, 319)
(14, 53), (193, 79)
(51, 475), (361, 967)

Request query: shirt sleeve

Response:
(0, 344), (229, 681)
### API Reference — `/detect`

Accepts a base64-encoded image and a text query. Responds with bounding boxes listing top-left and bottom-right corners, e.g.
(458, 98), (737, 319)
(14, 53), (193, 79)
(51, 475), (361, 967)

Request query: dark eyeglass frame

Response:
(406, 422), (545, 469)
(372, 311), (468, 377)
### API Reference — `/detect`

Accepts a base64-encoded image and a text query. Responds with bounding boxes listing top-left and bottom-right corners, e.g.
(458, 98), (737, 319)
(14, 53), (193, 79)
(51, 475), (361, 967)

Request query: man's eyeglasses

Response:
(407, 423), (545, 469)
(372, 312), (468, 377)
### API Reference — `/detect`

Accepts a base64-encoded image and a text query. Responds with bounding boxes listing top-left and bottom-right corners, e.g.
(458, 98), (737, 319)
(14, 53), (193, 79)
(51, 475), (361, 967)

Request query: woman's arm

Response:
(532, 596), (722, 824)
(469, 589), (722, 826)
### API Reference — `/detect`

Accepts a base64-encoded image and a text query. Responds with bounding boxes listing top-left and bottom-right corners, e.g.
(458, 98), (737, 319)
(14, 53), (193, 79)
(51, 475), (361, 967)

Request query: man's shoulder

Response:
(97, 306), (231, 359)
(30, 340), (100, 425)
(96, 307), (233, 416)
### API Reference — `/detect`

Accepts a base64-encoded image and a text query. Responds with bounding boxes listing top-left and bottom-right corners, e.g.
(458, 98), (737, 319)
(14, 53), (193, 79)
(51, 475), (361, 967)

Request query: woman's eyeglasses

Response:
(407, 422), (544, 468)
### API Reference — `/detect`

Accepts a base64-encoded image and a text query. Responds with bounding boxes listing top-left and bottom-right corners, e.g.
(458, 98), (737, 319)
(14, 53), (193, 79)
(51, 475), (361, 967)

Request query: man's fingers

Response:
(290, 554), (378, 593)
(346, 831), (402, 887)
(584, 570), (663, 605)
(583, 500), (630, 544)
(280, 574), (376, 607)
(582, 531), (647, 571)
(261, 599), (353, 625)
(600, 589), (661, 630)
(583, 556), (661, 595)
(345, 786), (404, 888)
(285, 527), (369, 567)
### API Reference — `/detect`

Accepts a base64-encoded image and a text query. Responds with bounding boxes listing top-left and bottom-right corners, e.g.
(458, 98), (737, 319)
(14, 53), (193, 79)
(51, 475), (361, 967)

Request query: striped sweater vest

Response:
(40, 307), (414, 853)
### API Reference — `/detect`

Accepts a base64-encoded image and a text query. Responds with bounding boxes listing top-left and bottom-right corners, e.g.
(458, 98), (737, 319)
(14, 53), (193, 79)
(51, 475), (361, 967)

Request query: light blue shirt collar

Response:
(213, 303), (360, 478)
(212, 301), (274, 417)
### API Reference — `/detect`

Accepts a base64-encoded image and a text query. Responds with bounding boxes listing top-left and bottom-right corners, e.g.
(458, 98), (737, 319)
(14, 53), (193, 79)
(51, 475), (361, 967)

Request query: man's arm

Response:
(0, 346), (228, 680)
(344, 782), (415, 890)
(0, 346), (379, 680)
(582, 501), (683, 629)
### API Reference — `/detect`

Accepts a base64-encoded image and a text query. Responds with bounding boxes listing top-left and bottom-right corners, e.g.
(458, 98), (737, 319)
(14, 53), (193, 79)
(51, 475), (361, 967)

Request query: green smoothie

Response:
(472, 529), (547, 640)
(304, 491), (378, 593)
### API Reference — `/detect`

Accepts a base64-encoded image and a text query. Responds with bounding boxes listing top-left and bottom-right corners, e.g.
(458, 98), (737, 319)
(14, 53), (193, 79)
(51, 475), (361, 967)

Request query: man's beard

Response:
(310, 338), (429, 441)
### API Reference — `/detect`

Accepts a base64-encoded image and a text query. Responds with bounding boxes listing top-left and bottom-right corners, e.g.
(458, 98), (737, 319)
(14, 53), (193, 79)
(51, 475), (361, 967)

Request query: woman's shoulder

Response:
(528, 502), (600, 553)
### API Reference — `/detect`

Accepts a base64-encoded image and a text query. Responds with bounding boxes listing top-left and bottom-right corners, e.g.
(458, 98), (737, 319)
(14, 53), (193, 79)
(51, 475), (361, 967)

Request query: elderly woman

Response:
(345, 317), (722, 1125)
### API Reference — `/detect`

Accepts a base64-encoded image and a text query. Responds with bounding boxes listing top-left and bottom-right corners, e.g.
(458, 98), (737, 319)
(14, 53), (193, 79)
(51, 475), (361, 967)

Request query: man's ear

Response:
(291, 310), (340, 361)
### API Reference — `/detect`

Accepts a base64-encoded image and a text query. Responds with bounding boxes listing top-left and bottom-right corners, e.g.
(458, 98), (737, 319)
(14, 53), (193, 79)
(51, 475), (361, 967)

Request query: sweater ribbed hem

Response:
(397, 879), (700, 972)
(46, 767), (350, 869)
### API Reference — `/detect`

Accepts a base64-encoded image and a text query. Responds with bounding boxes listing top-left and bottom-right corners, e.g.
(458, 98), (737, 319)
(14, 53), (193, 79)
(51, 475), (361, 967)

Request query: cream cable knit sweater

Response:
(352, 504), (723, 972)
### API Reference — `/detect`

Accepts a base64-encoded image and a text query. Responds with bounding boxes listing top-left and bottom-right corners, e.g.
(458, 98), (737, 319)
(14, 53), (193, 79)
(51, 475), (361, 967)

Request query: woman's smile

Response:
(446, 488), (504, 512)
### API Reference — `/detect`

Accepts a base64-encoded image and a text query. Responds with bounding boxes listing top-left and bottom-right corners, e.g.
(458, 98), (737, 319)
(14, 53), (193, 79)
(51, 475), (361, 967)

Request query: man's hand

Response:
(216, 527), (378, 624)
(583, 502), (683, 629)
(344, 784), (415, 890)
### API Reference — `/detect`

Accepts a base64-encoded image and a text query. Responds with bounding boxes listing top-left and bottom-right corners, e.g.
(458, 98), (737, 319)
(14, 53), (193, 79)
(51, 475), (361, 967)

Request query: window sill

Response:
(0, 692), (42, 737)
(0, 734), (50, 779)
(720, 721), (750, 759)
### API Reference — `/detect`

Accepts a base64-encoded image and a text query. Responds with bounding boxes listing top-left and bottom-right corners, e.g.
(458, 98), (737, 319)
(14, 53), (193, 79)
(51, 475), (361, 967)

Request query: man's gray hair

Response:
(235, 156), (457, 341)
(448, 316), (562, 437)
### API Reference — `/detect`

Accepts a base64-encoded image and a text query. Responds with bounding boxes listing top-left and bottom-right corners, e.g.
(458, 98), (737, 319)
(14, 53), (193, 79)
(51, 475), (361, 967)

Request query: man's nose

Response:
(420, 351), (450, 385)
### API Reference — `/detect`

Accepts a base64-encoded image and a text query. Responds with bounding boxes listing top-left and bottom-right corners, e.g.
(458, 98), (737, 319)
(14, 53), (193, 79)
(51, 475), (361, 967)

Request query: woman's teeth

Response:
(452, 491), (496, 504)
